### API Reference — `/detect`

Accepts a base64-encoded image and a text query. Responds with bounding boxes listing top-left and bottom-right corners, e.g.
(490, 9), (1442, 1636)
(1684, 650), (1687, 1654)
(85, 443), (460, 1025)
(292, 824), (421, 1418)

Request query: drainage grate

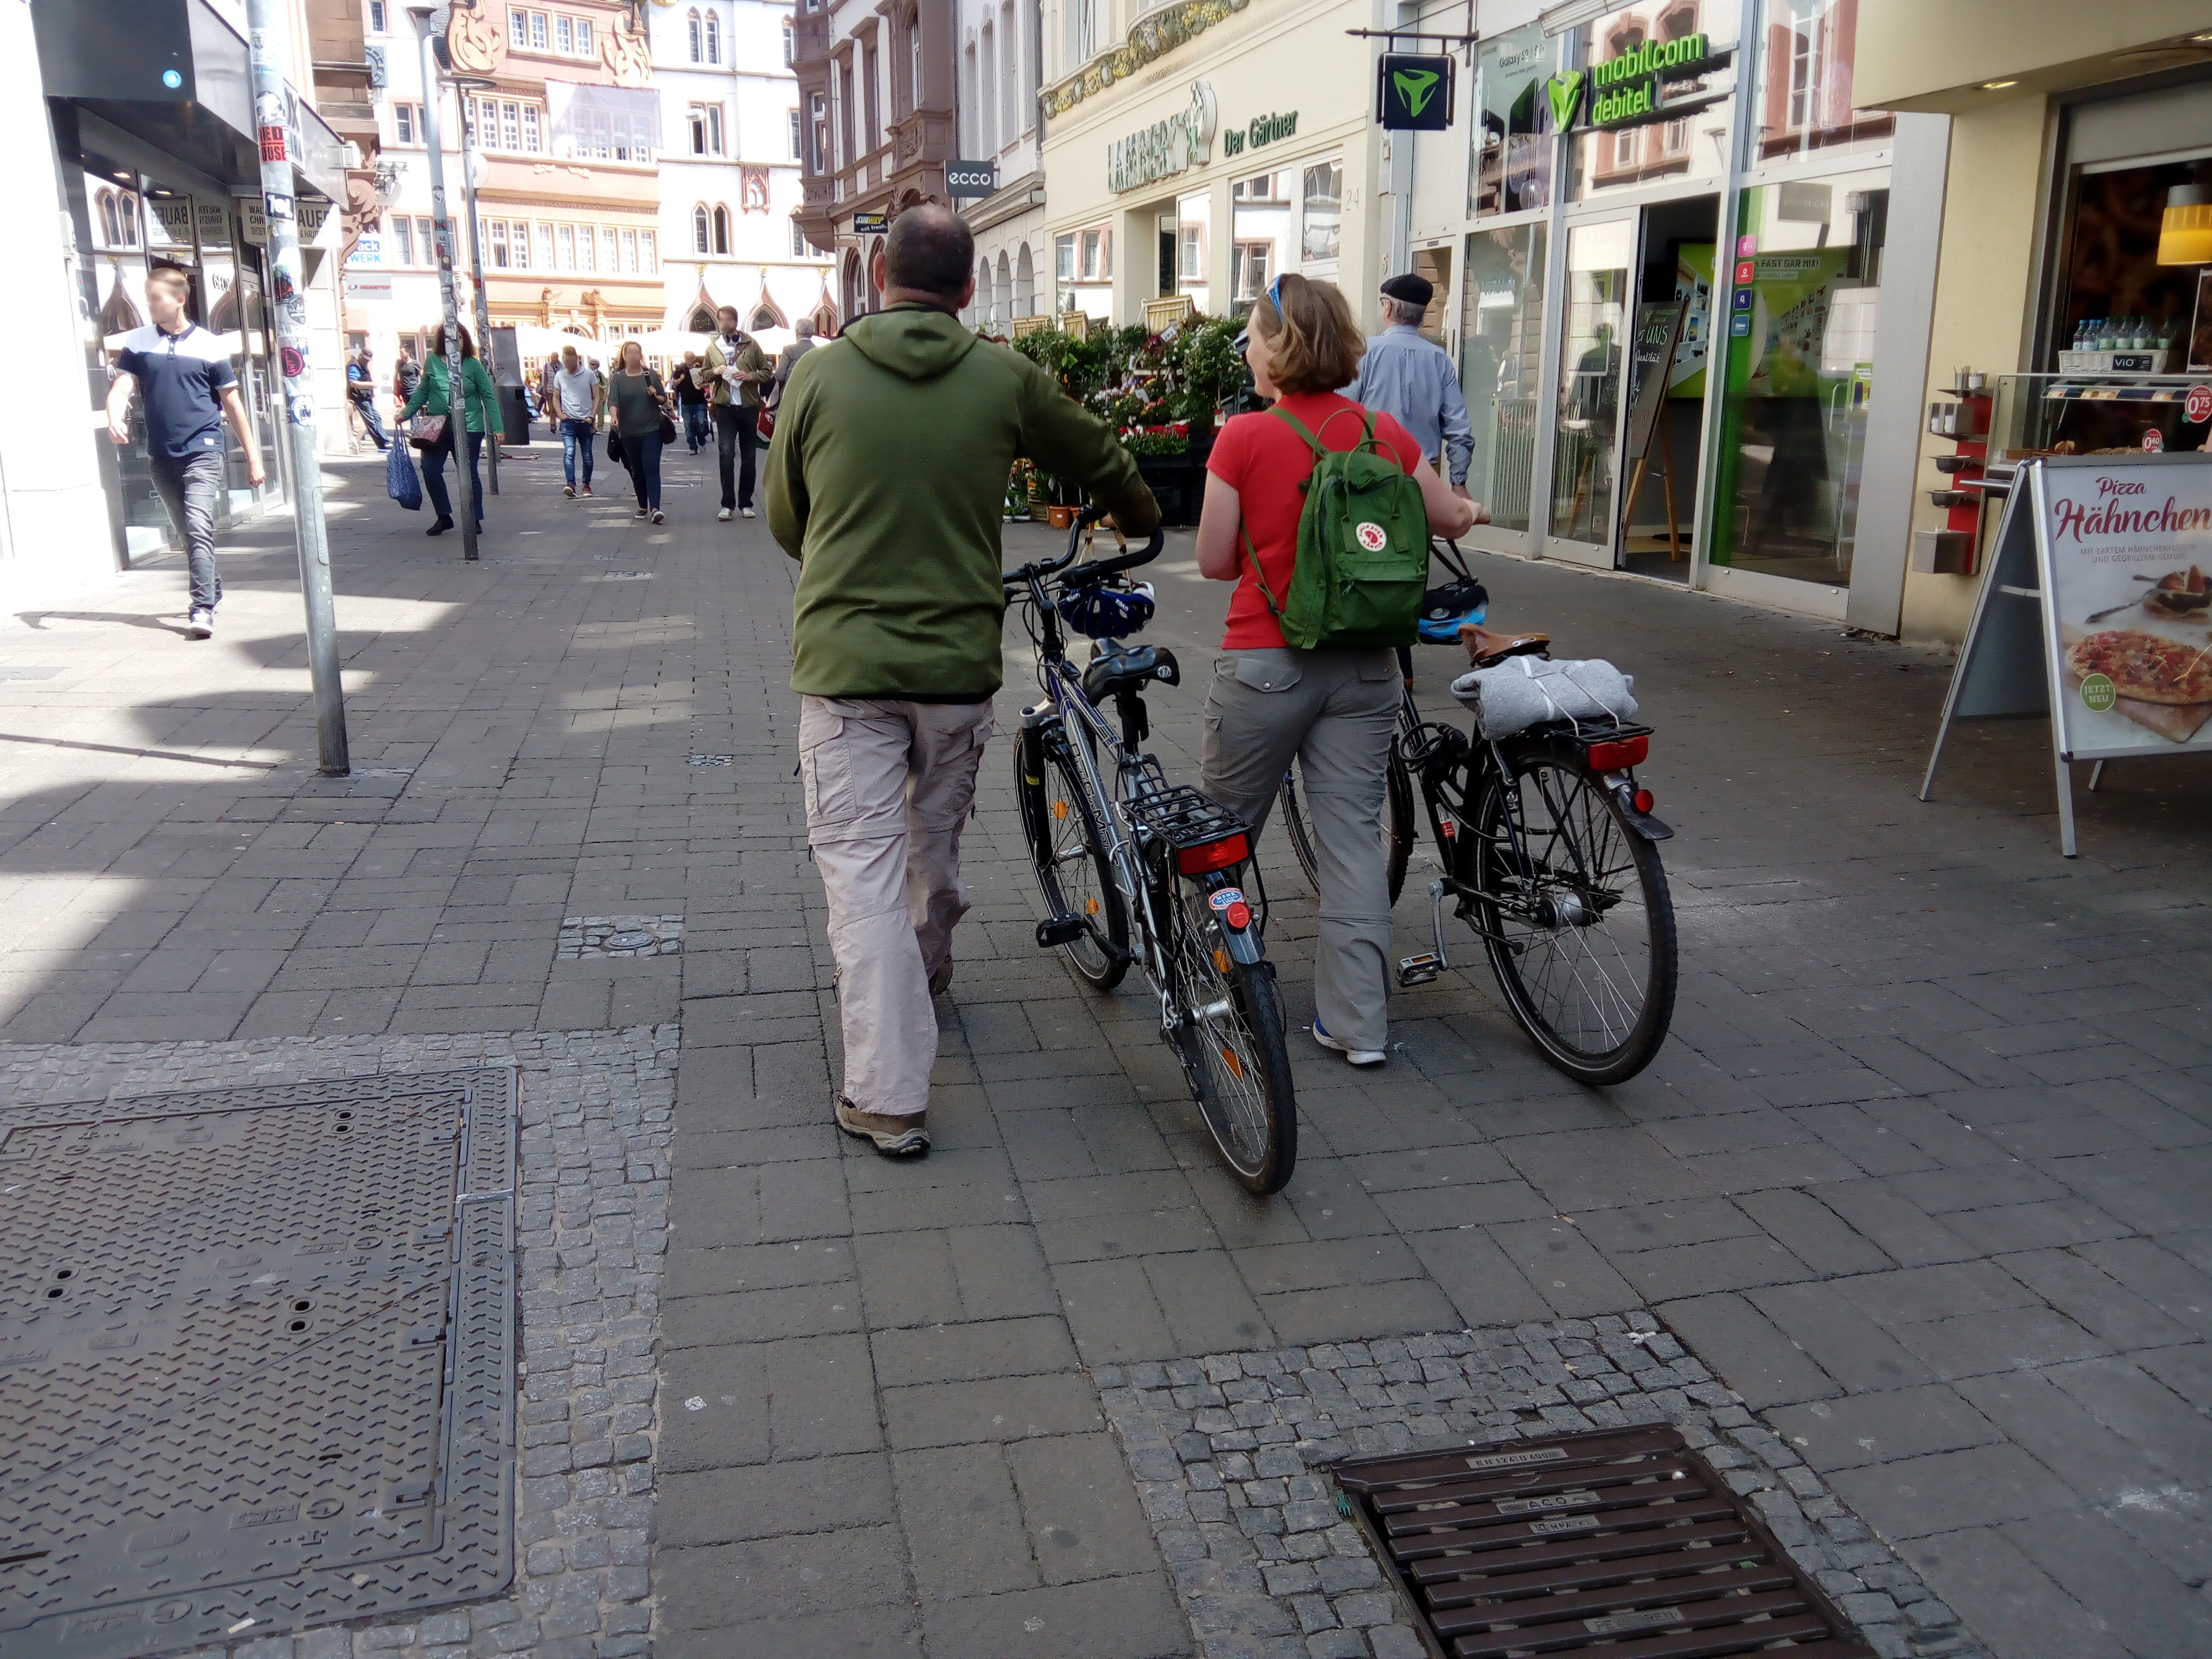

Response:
(0, 1069), (517, 1659)
(1333, 1425), (1872, 1659)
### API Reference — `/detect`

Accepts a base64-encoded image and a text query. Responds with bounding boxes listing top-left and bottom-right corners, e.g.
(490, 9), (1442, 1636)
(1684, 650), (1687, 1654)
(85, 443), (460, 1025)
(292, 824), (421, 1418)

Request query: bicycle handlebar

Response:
(1003, 503), (1164, 594)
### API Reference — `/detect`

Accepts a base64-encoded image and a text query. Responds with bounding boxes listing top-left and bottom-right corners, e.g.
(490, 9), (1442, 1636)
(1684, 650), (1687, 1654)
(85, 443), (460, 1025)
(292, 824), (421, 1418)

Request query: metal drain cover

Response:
(0, 1069), (518, 1659)
(1333, 1424), (1872, 1658)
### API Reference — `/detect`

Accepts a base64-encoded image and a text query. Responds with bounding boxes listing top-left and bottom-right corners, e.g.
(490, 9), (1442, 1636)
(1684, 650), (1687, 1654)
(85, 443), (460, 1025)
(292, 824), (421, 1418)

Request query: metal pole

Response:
(409, 8), (479, 560)
(244, 0), (350, 775)
(453, 93), (500, 495)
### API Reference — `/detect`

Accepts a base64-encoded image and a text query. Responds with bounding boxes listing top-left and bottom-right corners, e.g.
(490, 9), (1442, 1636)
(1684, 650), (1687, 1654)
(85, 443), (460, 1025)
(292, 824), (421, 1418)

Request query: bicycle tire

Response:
(1462, 756), (1677, 1084)
(1014, 729), (1130, 991)
(1277, 757), (1414, 904)
(1165, 880), (1296, 1194)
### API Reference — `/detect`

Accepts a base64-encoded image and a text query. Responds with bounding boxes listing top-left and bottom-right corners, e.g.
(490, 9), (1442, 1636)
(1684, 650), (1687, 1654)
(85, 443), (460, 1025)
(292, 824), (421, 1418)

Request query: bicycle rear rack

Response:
(1122, 784), (1250, 854)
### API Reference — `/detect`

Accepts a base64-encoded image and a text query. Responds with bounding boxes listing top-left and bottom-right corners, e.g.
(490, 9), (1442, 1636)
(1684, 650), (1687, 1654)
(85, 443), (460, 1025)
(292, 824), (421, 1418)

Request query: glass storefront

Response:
(1561, 1), (1738, 203)
(1549, 218), (1633, 547)
(1460, 221), (1547, 533)
(1471, 23), (1553, 218)
(1747, 0), (1893, 169)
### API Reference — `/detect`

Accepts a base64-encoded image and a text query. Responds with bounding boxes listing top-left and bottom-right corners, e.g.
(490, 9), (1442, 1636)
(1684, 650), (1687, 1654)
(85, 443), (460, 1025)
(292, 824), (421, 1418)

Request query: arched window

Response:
(693, 204), (711, 254)
(97, 190), (121, 247)
(750, 303), (782, 332)
(705, 11), (720, 63)
(712, 205), (731, 255)
(684, 302), (717, 332)
(118, 194), (140, 248)
(687, 8), (701, 62)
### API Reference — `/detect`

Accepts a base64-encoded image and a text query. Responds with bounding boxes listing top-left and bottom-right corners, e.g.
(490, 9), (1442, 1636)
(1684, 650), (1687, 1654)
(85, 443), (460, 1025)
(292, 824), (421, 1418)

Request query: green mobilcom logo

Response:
(1392, 66), (1441, 119)
(1591, 32), (1709, 87)
(1546, 70), (1584, 130)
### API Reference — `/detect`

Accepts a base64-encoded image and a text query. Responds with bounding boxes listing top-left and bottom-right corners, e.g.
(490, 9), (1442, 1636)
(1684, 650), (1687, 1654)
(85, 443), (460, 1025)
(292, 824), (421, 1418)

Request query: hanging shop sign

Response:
(852, 211), (890, 234)
(1220, 109), (1297, 159)
(1545, 33), (1732, 133)
(1107, 81), (1218, 193)
(1376, 54), (1454, 132)
(945, 161), (998, 197)
(1921, 454), (2212, 855)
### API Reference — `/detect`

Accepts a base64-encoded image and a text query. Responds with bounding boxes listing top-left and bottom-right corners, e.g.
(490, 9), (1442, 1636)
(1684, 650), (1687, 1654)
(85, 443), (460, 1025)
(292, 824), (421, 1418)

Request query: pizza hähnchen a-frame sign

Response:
(1922, 453), (2212, 856)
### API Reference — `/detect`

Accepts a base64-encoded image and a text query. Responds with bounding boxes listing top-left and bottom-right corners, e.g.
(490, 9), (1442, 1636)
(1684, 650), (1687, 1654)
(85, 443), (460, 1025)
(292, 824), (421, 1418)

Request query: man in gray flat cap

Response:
(1347, 272), (1474, 500)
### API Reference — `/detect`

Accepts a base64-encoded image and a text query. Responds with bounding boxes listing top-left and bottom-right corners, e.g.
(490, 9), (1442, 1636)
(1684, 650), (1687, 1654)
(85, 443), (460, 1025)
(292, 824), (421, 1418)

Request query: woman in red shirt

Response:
(1193, 274), (1479, 1067)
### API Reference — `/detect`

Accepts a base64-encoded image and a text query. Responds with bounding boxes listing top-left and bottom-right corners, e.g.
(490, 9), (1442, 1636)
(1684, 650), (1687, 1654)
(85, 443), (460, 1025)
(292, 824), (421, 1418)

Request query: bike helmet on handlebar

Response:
(1057, 580), (1155, 640)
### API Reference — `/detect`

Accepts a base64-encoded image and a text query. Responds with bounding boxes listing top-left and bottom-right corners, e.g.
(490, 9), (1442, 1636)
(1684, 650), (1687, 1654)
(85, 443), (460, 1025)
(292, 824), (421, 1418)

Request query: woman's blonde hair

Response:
(1249, 274), (1364, 394)
(615, 340), (646, 372)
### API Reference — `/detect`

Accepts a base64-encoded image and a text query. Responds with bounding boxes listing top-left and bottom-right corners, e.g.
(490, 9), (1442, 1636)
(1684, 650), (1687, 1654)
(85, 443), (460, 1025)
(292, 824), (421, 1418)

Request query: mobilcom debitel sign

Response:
(1547, 31), (1732, 131)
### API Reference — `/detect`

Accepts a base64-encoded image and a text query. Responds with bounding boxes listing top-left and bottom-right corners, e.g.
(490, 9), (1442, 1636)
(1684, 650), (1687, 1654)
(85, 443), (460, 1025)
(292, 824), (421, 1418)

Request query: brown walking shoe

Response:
(836, 1097), (928, 1156)
(928, 958), (954, 998)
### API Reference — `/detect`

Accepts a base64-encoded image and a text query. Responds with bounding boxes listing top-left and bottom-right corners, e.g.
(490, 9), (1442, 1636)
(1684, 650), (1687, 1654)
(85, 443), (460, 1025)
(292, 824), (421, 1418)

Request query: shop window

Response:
(1301, 161), (1342, 265)
(1473, 22), (1554, 218)
(1568, 2), (1737, 200)
(1460, 220), (1548, 534)
(1079, 228), (1109, 281)
(1752, 0), (1891, 165)
(1231, 241), (1271, 303)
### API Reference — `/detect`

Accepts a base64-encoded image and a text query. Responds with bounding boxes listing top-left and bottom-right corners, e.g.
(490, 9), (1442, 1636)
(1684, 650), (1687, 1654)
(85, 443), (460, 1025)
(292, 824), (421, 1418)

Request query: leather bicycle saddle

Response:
(1458, 623), (1552, 667)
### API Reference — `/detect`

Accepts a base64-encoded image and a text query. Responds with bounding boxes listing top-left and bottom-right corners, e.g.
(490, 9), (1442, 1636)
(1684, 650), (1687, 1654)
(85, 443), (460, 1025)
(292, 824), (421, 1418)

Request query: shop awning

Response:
(32, 0), (347, 205)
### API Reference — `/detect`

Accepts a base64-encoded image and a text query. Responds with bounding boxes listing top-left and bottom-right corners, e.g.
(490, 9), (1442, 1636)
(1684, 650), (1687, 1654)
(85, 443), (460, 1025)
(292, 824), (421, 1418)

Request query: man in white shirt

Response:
(550, 344), (604, 500)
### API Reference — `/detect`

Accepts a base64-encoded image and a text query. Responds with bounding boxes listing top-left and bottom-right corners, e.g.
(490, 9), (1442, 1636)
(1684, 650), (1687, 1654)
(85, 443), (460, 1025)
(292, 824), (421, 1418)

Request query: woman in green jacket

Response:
(401, 323), (500, 535)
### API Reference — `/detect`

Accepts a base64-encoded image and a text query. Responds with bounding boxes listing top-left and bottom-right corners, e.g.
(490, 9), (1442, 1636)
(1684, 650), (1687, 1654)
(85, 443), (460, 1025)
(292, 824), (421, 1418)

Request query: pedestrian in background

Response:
(551, 343), (602, 499)
(766, 205), (1158, 1157)
(392, 346), (422, 409)
(770, 317), (816, 412)
(1195, 274), (1476, 1069)
(104, 264), (265, 640)
(703, 306), (770, 520)
(347, 349), (389, 451)
(1346, 273), (1475, 500)
(399, 321), (498, 537)
(676, 352), (711, 453)
(608, 340), (673, 525)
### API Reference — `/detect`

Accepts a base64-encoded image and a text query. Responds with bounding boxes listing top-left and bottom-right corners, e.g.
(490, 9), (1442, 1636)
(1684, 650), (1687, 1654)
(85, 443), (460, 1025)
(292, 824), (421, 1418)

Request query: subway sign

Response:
(1547, 33), (1732, 131)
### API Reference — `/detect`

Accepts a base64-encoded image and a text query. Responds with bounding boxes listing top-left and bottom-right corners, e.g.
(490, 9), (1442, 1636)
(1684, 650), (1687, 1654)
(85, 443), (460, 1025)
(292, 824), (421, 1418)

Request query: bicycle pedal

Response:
(1397, 952), (1443, 987)
(1036, 914), (1088, 948)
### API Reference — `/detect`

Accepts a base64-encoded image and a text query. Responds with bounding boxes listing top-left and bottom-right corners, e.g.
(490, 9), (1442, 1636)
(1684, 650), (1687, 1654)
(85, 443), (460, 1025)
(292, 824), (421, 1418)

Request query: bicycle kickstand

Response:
(1395, 878), (1452, 988)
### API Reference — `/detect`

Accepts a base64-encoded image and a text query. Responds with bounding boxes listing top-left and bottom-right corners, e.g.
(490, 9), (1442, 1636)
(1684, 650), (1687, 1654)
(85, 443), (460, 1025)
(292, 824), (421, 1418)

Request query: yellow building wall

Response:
(1898, 96), (2048, 647)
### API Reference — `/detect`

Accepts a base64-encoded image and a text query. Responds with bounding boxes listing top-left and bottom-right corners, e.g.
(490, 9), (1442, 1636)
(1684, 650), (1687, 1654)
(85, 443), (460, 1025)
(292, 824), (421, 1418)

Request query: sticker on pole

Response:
(1354, 522), (1388, 552)
(2186, 383), (2212, 424)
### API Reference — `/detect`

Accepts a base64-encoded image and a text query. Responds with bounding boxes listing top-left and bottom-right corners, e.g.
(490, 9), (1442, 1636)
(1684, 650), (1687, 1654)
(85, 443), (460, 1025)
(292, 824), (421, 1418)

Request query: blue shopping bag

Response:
(387, 436), (424, 512)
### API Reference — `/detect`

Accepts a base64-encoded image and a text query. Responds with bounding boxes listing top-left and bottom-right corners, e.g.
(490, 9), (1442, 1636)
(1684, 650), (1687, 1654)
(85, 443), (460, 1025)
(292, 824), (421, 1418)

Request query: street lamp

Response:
(446, 72), (502, 497)
(405, 7), (478, 560)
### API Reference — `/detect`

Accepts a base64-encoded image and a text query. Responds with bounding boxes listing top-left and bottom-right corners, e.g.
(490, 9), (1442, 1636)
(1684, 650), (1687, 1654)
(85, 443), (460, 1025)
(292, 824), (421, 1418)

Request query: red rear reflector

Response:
(1223, 900), (1252, 931)
(1585, 735), (1650, 771)
(1176, 834), (1249, 875)
(1633, 788), (1655, 814)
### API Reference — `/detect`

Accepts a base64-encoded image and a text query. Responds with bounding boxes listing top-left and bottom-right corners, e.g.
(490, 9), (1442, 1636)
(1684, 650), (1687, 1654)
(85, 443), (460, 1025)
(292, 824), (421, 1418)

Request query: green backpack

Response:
(1240, 407), (1430, 651)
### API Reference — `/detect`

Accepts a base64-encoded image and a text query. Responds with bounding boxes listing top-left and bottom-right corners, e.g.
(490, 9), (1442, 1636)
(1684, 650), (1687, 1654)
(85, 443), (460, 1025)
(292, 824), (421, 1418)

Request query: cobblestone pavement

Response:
(1, 448), (2207, 1659)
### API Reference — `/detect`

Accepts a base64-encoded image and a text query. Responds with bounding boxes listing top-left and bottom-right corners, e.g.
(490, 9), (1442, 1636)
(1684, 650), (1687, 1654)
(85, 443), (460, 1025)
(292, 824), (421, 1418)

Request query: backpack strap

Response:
(1267, 407), (1328, 457)
(1237, 526), (1290, 623)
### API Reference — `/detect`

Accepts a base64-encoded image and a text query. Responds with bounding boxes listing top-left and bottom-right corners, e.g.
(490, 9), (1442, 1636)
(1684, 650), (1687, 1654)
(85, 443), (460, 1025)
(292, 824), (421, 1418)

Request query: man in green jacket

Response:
(768, 205), (1156, 1156)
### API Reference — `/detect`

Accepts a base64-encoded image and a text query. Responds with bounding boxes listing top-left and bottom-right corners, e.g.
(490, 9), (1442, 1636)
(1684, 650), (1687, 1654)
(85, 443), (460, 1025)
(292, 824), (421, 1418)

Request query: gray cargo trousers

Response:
(1200, 647), (1399, 1052)
(798, 696), (996, 1118)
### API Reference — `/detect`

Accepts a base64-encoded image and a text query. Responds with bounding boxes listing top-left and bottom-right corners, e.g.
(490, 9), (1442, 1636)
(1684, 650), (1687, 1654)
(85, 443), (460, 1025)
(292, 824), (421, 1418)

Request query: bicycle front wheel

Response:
(1166, 882), (1296, 1193)
(1014, 729), (1130, 991)
(1465, 758), (1677, 1084)
(1278, 758), (1414, 904)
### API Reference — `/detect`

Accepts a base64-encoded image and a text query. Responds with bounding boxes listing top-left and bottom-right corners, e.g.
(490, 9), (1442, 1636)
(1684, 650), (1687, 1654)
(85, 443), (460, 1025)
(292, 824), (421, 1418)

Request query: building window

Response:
(532, 11), (548, 48)
(1056, 233), (1073, 283)
(394, 102), (417, 144)
(694, 205), (711, 253)
(579, 226), (595, 271)
(1662, 117), (1687, 155)
(1788, 0), (1822, 130)
(511, 220), (530, 268)
(711, 205), (731, 255)
(790, 110), (802, 160)
(909, 16), (924, 111)
(705, 10), (720, 62)
(689, 8), (703, 61)
(1231, 240), (1270, 301)
(512, 8), (527, 46)
(1179, 222), (1204, 282)
(487, 220), (508, 268)
(417, 216), (435, 264)
(1079, 228), (1109, 280)
(808, 92), (828, 172)
(576, 17), (591, 55)
(556, 13), (573, 52)
(623, 228), (639, 272)
(783, 22), (795, 64)
(642, 230), (657, 272)
(558, 224), (575, 268)
(792, 216), (809, 257)
(689, 103), (724, 156)
(393, 214), (414, 265)
(1300, 159), (1342, 264)
(367, 0), (388, 31)
(1613, 129), (1636, 168)
(523, 105), (541, 150)
(537, 224), (554, 267)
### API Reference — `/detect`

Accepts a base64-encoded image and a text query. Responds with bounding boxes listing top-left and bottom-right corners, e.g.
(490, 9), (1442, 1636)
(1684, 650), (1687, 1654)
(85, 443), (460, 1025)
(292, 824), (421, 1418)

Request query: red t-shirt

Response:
(1206, 392), (1424, 649)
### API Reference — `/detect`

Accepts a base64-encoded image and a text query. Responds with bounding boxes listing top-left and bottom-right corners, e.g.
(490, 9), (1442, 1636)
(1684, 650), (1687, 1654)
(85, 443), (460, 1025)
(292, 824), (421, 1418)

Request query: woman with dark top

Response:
(609, 341), (674, 524)
(675, 352), (711, 453)
(398, 323), (499, 536)
(1192, 274), (1479, 1068)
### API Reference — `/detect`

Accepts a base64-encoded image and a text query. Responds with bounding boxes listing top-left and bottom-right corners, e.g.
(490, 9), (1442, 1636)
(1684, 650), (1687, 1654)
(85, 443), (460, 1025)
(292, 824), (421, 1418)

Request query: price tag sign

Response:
(2142, 427), (2165, 453)
(2186, 383), (2212, 424)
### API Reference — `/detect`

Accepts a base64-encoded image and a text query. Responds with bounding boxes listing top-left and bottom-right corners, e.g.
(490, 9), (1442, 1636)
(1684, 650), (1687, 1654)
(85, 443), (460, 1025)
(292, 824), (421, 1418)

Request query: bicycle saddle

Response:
(1083, 642), (1181, 703)
(1458, 623), (1551, 667)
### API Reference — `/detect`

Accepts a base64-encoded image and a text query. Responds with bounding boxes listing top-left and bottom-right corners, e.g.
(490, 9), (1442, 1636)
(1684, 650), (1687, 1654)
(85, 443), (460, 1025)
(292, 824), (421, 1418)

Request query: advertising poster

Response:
(1740, 251), (1849, 397)
(2034, 456), (2212, 755)
(1668, 243), (1712, 399)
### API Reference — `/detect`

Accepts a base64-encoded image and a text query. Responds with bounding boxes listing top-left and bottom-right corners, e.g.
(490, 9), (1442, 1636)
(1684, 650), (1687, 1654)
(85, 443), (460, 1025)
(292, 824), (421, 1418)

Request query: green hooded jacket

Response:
(767, 304), (1159, 700)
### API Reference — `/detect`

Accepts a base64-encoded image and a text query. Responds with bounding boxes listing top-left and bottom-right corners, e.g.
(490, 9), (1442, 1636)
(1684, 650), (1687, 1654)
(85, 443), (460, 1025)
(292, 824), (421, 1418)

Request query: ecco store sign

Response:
(1547, 32), (1732, 131)
(1107, 81), (1219, 193)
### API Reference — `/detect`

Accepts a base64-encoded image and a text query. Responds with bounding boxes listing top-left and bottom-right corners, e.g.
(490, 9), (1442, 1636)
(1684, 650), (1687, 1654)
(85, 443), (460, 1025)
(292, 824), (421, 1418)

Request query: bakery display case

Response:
(1988, 372), (2212, 466)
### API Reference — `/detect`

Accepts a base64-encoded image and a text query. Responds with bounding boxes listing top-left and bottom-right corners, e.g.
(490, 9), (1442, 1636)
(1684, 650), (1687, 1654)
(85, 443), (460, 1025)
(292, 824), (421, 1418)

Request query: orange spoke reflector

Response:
(1052, 799), (1070, 821)
(1218, 1045), (1246, 1080)
(1214, 947), (1231, 972)
(1086, 897), (1101, 915)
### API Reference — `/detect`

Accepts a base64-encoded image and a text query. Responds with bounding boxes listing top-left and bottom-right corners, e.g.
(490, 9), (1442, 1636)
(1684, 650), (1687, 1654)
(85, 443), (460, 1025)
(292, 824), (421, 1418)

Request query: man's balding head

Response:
(878, 205), (975, 306)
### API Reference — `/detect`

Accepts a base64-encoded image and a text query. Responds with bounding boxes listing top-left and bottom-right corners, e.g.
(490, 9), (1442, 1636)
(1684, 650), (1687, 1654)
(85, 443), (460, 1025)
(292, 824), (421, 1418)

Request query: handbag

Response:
(386, 436), (423, 511)
(656, 413), (678, 445)
(408, 413), (446, 451)
(755, 406), (776, 441)
(607, 428), (624, 464)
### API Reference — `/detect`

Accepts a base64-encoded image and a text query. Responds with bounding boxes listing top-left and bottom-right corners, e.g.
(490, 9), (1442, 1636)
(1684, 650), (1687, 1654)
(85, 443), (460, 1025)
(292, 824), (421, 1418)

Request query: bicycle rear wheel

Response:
(1014, 729), (1130, 991)
(1165, 880), (1296, 1193)
(1278, 756), (1414, 904)
(1464, 757), (1676, 1084)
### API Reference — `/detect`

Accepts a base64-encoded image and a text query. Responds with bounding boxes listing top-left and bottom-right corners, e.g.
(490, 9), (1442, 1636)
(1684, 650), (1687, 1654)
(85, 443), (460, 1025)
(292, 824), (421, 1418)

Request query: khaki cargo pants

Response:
(798, 696), (996, 1118)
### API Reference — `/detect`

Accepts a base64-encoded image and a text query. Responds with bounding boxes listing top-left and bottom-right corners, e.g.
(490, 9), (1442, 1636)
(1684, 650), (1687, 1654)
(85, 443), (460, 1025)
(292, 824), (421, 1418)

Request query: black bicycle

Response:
(1008, 507), (1299, 1193)
(1391, 632), (1678, 1084)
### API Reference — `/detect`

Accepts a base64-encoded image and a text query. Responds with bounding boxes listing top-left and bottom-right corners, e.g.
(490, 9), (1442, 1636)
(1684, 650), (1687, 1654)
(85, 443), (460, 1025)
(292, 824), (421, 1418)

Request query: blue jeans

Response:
(682, 403), (710, 451)
(148, 449), (226, 611)
(561, 417), (595, 489)
(621, 430), (663, 511)
(422, 428), (485, 525)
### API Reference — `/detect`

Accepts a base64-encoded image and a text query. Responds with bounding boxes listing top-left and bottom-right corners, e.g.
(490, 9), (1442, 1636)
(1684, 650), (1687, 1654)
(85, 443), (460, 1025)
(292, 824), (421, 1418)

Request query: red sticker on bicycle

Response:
(1355, 523), (1387, 552)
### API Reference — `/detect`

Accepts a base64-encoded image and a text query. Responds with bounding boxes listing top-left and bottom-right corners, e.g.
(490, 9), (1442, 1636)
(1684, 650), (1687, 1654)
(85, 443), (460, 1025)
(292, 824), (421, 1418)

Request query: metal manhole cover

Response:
(1333, 1425), (1872, 1658)
(0, 1069), (518, 1659)
(687, 754), (730, 766)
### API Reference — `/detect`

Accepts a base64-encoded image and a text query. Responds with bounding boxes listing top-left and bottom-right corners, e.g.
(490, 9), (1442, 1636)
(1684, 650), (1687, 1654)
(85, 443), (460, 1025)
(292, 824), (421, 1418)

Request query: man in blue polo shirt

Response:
(105, 266), (266, 640)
